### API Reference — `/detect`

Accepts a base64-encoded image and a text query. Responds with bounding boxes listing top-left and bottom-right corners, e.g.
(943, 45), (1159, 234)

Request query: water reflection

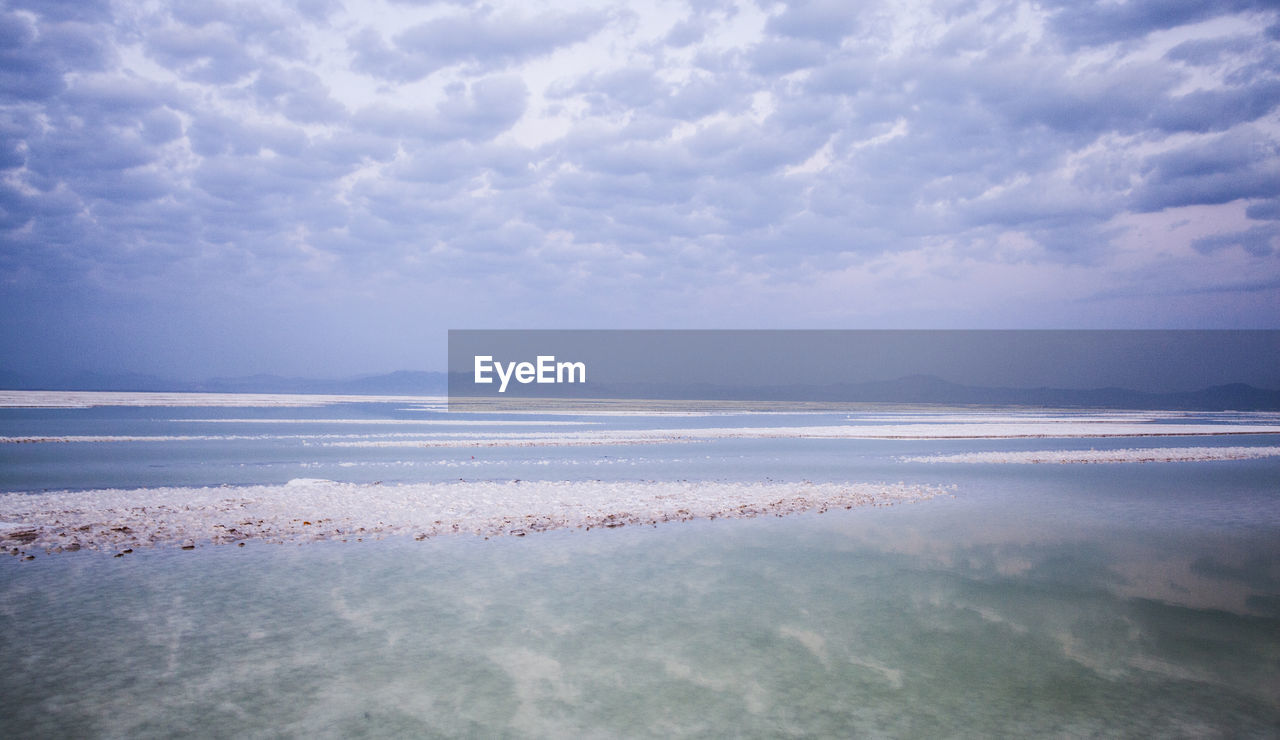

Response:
(2, 484), (1277, 736)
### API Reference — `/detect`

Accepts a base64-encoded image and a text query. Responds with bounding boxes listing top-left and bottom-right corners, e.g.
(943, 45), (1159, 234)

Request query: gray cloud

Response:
(145, 24), (260, 84)
(1191, 224), (1279, 256)
(2, 0), (1279, 378)
(6, 0), (115, 23)
(555, 67), (754, 122)
(664, 16), (708, 48)
(352, 7), (609, 81)
(1045, 0), (1270, 49)
(1132, 127), (1280, 212)
(1166, 35), (1255, 66)
(0, 11), (115, 101)
(250, 63), (346, 122)
(1151, 80), (1280, 134)
(748, 37), (829, 75)
(353, 76), (529, 142)
(169, 0), (308, 58)
(764, 0), (860, 45)
(1245, 199), (1280, 220)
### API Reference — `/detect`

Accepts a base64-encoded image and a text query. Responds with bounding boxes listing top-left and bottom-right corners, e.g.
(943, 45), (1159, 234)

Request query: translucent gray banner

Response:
(447, 330), (1280, 411)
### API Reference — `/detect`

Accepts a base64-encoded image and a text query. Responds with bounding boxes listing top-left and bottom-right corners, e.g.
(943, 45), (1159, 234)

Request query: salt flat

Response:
(901, 446), (1280, 464)
(0, 479), (947, 554)
(322, 421), (1280, 447)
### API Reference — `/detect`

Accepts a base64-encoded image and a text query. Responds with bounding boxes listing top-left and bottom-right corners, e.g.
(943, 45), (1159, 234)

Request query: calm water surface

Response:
(1, 401), (1277, 737)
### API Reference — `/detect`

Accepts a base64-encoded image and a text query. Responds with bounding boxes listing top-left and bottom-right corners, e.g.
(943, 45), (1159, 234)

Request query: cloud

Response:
(145, 24), (261, 84)
(0, 11), (115, 101)
(250, 62), (346, 122)
(1045, 0), (1269, 49)
(1245, 200), (1280, 220)
(1191, 224), (1279, 256)
(1166, 35), (1254, 66)
(748, 37), (830, 75)
(169, 0), (308, 58)
(1151, 80), (1280, 133)
(352, 7), (609, 81)
(764, 0), (860, 44)
(664, 16), (708, 48)
(1132, 127), (1280, 212)
(2, 0), (1280, 377)
(6, 0), (115, 24)
(554, 67), (753, 121)
(353, 75), (529, 142)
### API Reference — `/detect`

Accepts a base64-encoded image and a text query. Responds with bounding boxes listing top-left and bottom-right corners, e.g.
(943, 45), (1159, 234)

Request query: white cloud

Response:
(2, 0), (1279, 377)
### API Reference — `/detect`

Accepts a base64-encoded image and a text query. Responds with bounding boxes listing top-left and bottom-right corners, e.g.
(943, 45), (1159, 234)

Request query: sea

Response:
(1, 393), (1278, 737)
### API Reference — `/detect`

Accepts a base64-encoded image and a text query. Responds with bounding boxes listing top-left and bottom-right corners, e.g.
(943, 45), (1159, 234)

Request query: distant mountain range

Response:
(1, 370), (1278, 410)
(0, 370), (448, 395)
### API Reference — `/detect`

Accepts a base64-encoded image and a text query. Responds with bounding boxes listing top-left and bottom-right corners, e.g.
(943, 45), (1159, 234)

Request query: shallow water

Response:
(1, 399), (1278, 737)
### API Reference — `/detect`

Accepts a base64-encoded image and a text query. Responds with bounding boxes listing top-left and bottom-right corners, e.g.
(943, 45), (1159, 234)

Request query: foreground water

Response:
(1, 394), (1278, 736)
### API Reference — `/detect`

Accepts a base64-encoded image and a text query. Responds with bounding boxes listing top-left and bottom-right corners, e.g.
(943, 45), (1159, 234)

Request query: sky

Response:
(1, 0), (1279, 379)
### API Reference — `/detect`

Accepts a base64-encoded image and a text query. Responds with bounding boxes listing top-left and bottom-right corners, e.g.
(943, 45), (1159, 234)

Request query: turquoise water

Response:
(1, 400), (1278, 736)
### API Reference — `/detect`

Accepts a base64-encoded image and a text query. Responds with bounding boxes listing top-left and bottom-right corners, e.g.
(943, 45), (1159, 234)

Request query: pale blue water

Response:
(1, 400), (1278, 737)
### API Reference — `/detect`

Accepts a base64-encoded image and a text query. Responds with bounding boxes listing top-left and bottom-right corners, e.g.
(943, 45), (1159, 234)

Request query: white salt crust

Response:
(320, 422), (1280, 447)
(8, 420), (1279, 446)
(900, 446), (1280, 464)
(0, 479), (949, 555)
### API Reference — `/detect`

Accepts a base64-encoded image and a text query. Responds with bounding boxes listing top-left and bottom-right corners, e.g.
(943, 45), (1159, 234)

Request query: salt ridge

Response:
(8, 419), (1279, 446)
(0, 479), (948, 554)
(322, 421), (1280, 447)
(900, 446), (1280, 464)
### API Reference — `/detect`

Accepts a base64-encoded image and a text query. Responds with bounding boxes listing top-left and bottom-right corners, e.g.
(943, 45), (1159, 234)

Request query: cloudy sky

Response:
(2, 0), (1279, 379)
